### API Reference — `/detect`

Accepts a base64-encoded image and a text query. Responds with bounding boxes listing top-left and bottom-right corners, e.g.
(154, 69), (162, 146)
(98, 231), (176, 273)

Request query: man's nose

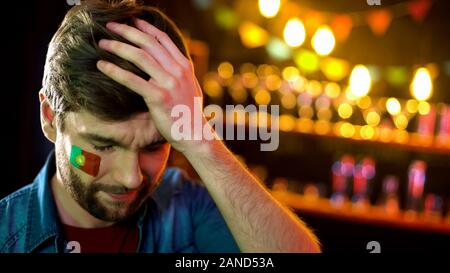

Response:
(112, 151), (144, 190)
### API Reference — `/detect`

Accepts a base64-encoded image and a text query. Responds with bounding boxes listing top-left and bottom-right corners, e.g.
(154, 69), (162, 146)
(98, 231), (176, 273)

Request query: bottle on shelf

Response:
(423, 193), (443, 222)
(271, 177), (289, 192)
(378, 175), (400, 216)
(331, 154), (355, 207)
(406, 160), (427, 215)
(352, 157), (376, 209)
(437, 105), (450, 147)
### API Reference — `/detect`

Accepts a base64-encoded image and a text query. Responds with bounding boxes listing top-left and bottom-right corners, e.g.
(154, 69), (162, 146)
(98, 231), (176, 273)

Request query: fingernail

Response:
(134, 18), (144, 26)
(97, 60), (106, 69)
(98, 39), (109, 47)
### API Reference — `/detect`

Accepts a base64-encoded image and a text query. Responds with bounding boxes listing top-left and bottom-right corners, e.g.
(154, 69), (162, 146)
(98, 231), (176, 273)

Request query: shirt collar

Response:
(151, 167), (183, 210)
(25, 151), (61, 252)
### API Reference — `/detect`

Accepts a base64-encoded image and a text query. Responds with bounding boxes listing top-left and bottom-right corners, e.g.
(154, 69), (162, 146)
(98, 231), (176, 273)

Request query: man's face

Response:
(54, 110), (170, 222)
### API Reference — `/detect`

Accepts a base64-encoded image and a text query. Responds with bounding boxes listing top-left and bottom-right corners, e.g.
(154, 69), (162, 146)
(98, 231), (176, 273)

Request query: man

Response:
(0, 0), (320, 253)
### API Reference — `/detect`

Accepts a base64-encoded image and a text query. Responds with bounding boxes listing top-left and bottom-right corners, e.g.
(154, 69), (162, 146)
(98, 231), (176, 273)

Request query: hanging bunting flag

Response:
(331, 15), (353, 42)
(366, 9), (392, 36)
(408, 0), (432, 23)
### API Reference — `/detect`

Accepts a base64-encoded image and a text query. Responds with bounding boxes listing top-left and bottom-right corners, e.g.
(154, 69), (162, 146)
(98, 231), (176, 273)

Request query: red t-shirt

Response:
(62, 221), (139, 253)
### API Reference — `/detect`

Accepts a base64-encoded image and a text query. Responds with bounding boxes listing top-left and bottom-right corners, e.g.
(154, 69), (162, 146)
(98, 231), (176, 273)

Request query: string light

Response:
(406, 99), (419, 114)
(411, 67), (433, 101)
(360, 125), (375, 140)
(265, 74), (282, 91)
(321, 57), (350, 81)
(324, 82), (341, 98)
(297, 118), (314, 133)
(254, 89), (271, 105)
(242, 72), (259, 89)
(386, 97), (401, 116)
(394, 114), (409, 130)
(338, 103), (353, 119)
(299, 105), (314, 119)
(306, 80), (322, 97)
(281, 93), (297, 109)
(218, 62), (234, 79)
(205, 61), (445, 147)
(365, 111), (380, 126)
(203, 77), (223, 99)
(294, 50), (320, 73)
(349, 65), (372, 97)
(312, 25), (336, 56)
(282, 66), (300, 81)
(279, 114), (296, 132)
(258, 0), (280, 18)
(340, 122), (355, 138)
(314, 120), (331, 135)
(284, 18), (306, 47)
(418, 101), (431, 115)
(238, 21), (269, 48)
(357, 96), (372, 109)
(317, 108), (332, 121)
(265, 38), (292, 60)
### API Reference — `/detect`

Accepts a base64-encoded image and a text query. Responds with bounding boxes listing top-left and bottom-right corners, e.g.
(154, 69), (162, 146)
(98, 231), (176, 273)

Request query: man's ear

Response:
(39, 89), (57, 143)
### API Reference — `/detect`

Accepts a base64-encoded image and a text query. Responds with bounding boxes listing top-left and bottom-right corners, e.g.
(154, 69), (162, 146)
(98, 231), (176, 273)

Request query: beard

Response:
(55, 144), (160, 222)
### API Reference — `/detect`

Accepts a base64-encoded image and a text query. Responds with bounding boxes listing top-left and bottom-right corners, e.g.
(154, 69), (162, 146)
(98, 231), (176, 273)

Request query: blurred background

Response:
(3, 0), (450, 252)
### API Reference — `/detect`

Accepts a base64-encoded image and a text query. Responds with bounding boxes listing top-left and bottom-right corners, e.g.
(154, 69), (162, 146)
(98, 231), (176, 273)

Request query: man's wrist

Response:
(179, 137), (219, 160)
(172, 119), (222, 158)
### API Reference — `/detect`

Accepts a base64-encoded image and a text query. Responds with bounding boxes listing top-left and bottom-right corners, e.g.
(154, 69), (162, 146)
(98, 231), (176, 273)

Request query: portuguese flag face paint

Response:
(70, 145), (101, 177)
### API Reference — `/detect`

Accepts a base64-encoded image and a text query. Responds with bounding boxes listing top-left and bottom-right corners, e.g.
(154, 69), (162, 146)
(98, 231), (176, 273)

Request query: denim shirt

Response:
(0, 152), (240, 253)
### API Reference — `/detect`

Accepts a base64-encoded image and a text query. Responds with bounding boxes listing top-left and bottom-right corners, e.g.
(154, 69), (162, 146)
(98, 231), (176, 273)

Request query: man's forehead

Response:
(67, 110), (152, 126)
(65, 111), (161, 142)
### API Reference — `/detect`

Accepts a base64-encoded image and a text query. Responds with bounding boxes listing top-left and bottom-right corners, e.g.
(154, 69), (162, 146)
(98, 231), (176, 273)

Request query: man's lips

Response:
(105, 191), (137, 201)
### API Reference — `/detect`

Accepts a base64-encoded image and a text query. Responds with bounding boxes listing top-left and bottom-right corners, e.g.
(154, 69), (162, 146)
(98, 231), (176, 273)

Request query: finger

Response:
(134, 18), (192, 69)
(105, 22), (183, 77)
(96, 60), (162, 103)
(99, 39), (173, 86)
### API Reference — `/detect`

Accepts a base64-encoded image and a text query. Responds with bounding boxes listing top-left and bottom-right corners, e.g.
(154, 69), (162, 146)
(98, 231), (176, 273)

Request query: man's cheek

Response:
(69, 145), (101, 177)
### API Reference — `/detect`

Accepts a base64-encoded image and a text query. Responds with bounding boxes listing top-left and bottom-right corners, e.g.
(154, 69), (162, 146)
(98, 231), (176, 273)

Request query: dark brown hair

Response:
(42, 0), (189, 129)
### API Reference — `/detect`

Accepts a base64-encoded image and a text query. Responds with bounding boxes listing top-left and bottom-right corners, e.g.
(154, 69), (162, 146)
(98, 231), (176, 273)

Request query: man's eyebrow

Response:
(79, 133), (167, 149)
(79, 133), (122, 146)
(142, 138), (168, 149)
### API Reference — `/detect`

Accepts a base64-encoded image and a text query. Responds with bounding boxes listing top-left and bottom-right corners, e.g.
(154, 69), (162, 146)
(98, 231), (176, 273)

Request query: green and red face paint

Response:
(69, 145), (101, 177)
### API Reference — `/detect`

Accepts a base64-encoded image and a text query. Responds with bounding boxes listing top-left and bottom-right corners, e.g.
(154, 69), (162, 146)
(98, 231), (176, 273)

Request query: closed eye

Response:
(142, 139), (168, 152)
(142, 144), (163, 152)
(93, 145), (114, 152)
